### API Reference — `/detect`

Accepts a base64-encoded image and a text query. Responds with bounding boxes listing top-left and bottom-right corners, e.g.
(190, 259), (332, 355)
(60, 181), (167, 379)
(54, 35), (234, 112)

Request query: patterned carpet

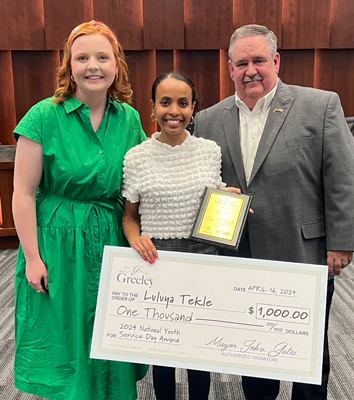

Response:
(1, 248), (354, 399)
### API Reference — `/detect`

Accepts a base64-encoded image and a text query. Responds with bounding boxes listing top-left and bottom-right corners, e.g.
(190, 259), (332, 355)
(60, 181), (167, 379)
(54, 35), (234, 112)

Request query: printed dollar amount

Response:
(249, 304), (310, 325)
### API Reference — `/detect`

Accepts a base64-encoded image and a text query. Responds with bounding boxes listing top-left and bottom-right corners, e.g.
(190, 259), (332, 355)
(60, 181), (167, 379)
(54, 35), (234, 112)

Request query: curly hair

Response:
(52, 21), (132, 105)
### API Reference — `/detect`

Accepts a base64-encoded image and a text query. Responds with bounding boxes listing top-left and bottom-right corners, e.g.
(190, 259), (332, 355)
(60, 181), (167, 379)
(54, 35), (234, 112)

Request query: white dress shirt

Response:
(235, 83), (278, 185)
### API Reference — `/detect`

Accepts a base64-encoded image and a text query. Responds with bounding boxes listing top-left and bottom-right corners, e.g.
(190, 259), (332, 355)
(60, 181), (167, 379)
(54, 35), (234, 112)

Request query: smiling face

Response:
(71, 33), (118, 103)
(153, 76), (195, 146)
(228, 34), (280, 110)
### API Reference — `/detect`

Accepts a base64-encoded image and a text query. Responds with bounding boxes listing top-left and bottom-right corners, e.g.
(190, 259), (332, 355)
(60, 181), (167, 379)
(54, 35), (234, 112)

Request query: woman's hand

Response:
(221, 186), (241, 194)
(131, 235), (158, 264)
(26, 258), (48, 294)
(123, 199), (159, 263)
(221, 186), (254, 213)
(13, 136), (47, 293)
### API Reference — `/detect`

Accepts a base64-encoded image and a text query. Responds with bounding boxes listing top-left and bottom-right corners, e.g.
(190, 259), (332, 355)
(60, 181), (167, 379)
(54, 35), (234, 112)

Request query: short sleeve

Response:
(208, 140), (226, 188)
(13, 102), (44, 143)
(121, 102), (147, 145)
(122, 148), (140, 203)
(137, 121), (147, 144)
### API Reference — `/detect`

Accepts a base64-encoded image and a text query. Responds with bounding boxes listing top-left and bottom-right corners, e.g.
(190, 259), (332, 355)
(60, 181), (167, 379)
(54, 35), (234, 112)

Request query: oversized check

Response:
(91, 246), (328, 384)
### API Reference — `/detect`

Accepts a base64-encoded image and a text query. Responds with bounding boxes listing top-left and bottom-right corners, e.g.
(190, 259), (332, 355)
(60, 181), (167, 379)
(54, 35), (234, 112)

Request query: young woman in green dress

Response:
(12, 20), (147, 400)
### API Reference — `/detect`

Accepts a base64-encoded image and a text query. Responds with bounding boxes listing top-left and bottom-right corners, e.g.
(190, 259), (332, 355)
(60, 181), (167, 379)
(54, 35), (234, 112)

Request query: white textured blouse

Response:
(122, 131), (225, 239)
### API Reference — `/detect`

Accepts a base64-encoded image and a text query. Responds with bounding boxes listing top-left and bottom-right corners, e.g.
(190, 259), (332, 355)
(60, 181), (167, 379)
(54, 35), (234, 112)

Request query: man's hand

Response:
(327, 250), (353, 275)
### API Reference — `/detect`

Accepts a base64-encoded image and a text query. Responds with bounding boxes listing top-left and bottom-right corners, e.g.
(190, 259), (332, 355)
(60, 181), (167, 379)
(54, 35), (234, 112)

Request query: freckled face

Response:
(71, 33), (118, 102)
(153, 77), (195, 143)
(228, 35), (280, 109)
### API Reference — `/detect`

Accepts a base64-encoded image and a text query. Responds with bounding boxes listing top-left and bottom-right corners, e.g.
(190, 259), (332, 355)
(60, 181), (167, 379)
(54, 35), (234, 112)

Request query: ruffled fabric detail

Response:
(122, 131), (224, 239)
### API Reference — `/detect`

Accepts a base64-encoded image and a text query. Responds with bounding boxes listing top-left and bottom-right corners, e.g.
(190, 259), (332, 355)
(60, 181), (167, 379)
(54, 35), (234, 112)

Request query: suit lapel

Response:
(249, 82), (294, 185)
(221, 103), (248, 192)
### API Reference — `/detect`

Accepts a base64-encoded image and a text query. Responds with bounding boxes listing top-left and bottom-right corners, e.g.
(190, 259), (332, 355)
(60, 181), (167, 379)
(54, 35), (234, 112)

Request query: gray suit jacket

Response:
(195, 80), (354, 264)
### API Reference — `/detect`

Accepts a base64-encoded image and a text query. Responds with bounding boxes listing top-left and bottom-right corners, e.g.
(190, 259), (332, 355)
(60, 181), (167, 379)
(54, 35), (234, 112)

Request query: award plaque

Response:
(190, 187), (252, 250)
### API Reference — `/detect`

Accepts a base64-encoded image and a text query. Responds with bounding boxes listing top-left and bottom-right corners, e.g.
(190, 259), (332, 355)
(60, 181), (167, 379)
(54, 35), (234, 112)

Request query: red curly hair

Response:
(52, 21), (132, 105)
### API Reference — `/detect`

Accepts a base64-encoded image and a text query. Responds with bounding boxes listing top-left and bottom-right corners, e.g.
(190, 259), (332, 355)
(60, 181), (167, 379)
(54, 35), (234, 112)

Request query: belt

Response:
(37, 189), (122, 257)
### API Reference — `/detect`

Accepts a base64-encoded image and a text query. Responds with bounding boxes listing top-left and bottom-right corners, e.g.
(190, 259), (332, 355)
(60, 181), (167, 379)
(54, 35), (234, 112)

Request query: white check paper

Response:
(91, 246), (328, 384)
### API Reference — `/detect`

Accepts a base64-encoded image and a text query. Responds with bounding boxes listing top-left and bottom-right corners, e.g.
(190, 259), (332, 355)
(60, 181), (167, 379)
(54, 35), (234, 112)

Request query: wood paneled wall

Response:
(1, 0), (354, 142)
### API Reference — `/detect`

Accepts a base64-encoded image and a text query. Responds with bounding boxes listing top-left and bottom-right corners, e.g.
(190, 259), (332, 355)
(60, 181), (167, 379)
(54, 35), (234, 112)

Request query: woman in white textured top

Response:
(122, 72), (240, 400)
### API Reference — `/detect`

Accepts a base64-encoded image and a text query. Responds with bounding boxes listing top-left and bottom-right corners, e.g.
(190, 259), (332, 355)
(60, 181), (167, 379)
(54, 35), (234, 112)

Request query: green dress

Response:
(14, 96), (148, 400)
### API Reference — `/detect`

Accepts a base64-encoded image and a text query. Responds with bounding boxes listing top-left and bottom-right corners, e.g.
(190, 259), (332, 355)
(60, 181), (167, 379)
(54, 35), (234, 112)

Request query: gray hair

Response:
(228, 24), (278, 61)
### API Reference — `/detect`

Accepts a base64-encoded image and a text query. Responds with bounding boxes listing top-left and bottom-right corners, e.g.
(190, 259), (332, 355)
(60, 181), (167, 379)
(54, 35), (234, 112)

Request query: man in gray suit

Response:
(195, 24), (354, 400)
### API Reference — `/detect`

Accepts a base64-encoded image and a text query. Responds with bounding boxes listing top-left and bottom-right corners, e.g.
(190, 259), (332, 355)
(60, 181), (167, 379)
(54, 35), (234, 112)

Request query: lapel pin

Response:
(273, 108), (283, 113)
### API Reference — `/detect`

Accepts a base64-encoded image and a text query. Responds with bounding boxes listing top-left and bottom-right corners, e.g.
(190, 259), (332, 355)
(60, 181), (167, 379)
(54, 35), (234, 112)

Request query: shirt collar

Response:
(62, 95), (120, 113)
(235, 80), (278, 113)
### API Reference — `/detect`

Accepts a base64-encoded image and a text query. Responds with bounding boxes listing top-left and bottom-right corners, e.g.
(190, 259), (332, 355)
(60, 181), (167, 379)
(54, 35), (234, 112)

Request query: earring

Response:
(71, 75), (75, 82)
(189, 115), (195, 125)
(150, 113), (157, 122)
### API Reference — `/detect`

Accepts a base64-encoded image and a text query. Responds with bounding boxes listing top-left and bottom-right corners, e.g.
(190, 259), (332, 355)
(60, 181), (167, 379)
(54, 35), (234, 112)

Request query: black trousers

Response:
(153, 366), (210, 400)
(242, 278), (335, 400)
